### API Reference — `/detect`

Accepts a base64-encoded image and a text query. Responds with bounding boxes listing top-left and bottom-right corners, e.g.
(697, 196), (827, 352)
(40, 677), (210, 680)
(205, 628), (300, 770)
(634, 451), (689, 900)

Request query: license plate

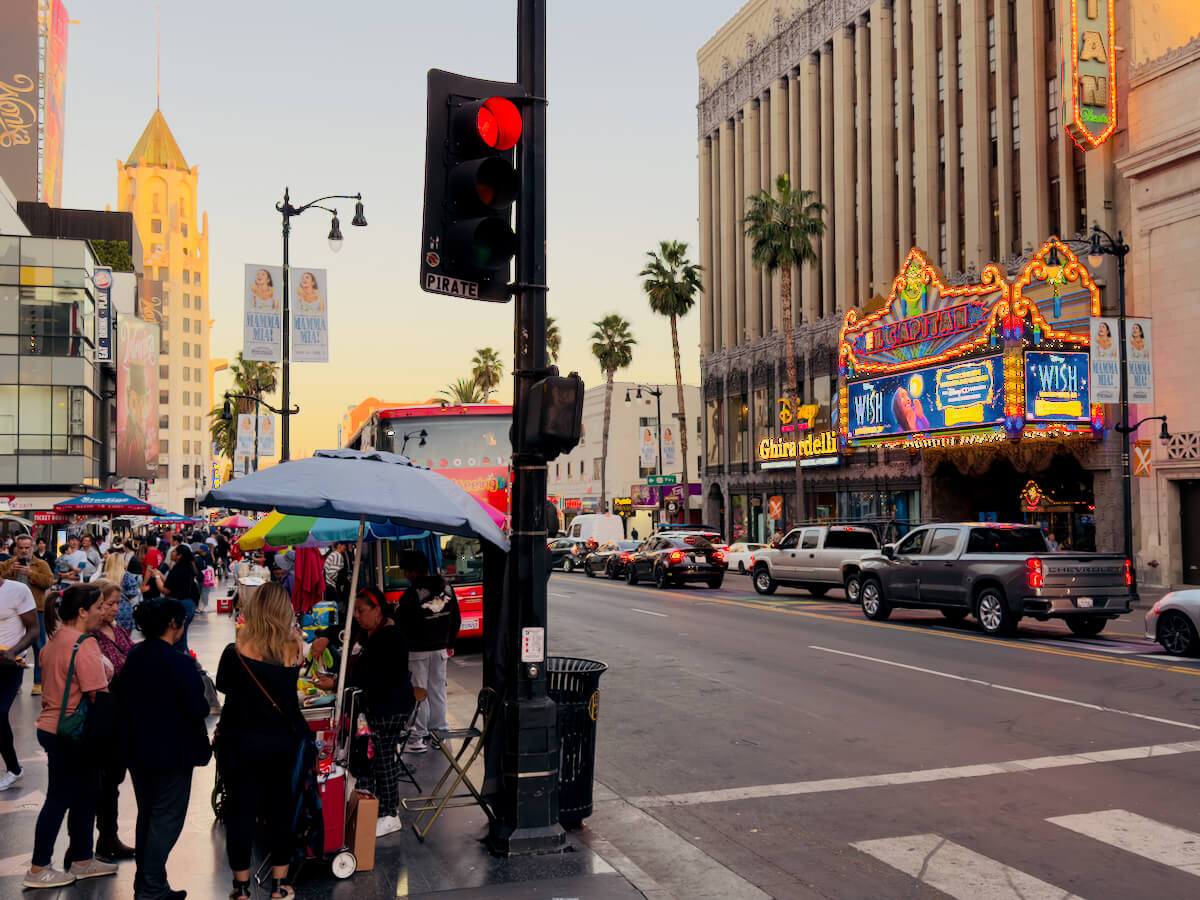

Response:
(461, 618), (480, 631)
(1077, 597), (1093, 609)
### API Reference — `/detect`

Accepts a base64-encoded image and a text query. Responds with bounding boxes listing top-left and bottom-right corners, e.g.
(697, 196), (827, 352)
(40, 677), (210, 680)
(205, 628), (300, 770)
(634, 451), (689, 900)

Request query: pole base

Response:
(487, 822), (567, 857)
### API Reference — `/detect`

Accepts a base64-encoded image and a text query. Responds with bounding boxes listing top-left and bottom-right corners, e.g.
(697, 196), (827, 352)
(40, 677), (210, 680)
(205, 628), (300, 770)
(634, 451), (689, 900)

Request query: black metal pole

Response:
(492, 0), (563, 856)
(1115, 245), (1137, 606)
(253, 398), (260, 473)
(655, 387), (664, 524)
(281, 188), (292, 462)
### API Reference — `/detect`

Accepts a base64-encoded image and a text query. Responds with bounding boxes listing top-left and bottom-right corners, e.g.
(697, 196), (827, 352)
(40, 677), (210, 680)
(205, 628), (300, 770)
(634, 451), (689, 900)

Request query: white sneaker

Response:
(375, 814), (404, 837)
(0, 769), (22, 791)
(23, 866), (76, 889)
(69, 858), (118, 880)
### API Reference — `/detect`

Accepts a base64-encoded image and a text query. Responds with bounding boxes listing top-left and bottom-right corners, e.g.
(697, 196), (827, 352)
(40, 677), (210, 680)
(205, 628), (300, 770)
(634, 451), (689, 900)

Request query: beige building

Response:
(116, 110), (212, 516)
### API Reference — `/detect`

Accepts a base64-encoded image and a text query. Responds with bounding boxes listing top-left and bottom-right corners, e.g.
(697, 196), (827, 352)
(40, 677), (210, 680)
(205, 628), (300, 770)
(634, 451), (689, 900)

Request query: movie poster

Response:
(0, 0), (39, 201)
(1089, 317), (1120, 404)
(291, 267), (329, 362)
(40, 0), (68, 207)
(243, 264), (283, 361)
(116, 316), (159, 479)
(1125, 318), (1154, 404)
(1024, 351), (1090, 422)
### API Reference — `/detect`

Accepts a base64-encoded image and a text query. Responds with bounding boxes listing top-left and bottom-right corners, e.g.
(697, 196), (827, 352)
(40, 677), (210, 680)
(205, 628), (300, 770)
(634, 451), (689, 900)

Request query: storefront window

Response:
(752, 386), (769, 449)
(812, 375), (832, 431)
(731, 394), (749, 466)
(730, 494), (747, 542)
(705, 397), (723, 468)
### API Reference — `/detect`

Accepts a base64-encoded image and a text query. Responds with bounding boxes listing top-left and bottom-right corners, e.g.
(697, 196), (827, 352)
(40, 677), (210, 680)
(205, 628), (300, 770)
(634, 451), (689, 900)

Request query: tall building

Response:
(117, 109), (212, 515)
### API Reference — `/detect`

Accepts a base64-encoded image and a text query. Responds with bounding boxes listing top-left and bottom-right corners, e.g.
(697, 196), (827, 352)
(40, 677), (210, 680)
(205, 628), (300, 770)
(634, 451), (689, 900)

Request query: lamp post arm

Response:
(278, 193), (363, 218)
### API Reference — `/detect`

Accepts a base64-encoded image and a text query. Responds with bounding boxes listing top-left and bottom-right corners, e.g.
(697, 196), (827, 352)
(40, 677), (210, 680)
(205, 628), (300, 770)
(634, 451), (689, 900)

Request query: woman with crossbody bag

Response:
(215, 582), (306, 900)
(24, 584), (117, 890)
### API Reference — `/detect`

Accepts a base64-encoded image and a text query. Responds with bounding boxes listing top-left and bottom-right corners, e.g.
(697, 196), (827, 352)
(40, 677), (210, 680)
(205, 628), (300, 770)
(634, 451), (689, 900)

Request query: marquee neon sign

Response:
(1062, 0), (1117, 149)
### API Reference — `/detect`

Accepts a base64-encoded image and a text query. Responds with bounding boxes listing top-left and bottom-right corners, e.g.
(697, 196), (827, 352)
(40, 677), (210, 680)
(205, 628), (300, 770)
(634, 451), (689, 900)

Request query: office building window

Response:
(705, 397), (723, 468)
(159, 415), (169, 429)
(182, 464), (190, 478)
(194, 416), (201, 430)
(183, 294), (190, 309)
(183, 393), (190, 407)
(183, 271), (190, 284)
(194, 272), (201, 287)
(989, 108), (998, 165)
(958, 125), (965, 168)
(183, 318), (190, 334)
(956, 37), (964, 91)
(937, 50), (944, 103)
(1048, 78), (1059, 140)
(183, 440), (190, 454)
(183, 368), (190, 382)
(181, 224), (188, 238)
(1014, 191), (1022, 243)
(987, 17), (996, 72)
(566, 461), (571, 477)
(1011, 97), (1020, 149)
(193, 343), (200, 357)
(183, 343), (190, 357)
(193, 392), (200, 406)
(194, 319), (202, 333)
(161, 340), (169, 355)
(159, 390), (169, 405)
(159, 364), (169, 380)
(151, 219), (162, 234)
(593, 458), (602, 480)
(939, 223), (948, 267)
(1049, 177), (1061, 236)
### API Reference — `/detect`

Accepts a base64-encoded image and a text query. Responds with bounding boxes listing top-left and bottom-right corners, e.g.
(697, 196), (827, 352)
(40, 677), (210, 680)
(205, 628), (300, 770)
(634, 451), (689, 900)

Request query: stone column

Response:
(870, 0), (897, 292)
(912, 0), (940, 255)
(856, 15), (873, 303)
(761, 88), (775, 335)
(995, 0), (1015, 256)
(942, 0), (961, 271)
(1085, 140), (1113, 235)
(834, 27), (855, 312)
(699, 135), (714, 353)
(744, 102), (762, 344)
(710, 130), (723, 351)
(771, 77), (789, 334)
(962, 0), (990, 271)
(801, 56), (821, 326)
(734, 111), (745, 346)
(897, 0), (914, 251)
(720, 118), (736, 350)
(820, 45), (835, 319)
(1017, 0), (1049, 250)
(1058, 130), (1075, 238)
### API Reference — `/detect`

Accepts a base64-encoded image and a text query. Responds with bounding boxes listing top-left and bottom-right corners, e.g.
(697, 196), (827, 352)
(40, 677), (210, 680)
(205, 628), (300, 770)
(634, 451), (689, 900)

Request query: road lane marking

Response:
(629, 739), (1200, 808)
(630, 608), (668, 618)
(851, 833), (1080, 899)
(1048, 809), (1200, 876)
(810, 645), (1200, 732)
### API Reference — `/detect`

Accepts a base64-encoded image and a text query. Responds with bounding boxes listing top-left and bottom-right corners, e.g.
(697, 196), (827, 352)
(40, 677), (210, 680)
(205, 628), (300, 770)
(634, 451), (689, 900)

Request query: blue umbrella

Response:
(54, 490), (152, 515)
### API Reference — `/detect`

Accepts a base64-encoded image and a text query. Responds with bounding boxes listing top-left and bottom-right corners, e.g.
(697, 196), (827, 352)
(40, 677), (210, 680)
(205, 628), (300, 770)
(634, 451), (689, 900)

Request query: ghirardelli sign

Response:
(0, 2), (40, 200)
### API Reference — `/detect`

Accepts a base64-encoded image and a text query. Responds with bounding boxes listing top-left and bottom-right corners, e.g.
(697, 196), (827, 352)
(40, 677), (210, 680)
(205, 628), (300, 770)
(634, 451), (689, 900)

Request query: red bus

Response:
(346, 404), (511, 639)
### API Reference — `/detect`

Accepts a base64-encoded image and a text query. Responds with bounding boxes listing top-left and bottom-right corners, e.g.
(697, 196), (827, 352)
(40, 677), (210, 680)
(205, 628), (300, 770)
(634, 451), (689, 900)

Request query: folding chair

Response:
(394, 687), (426, 794)
(402, 687), (497, 841)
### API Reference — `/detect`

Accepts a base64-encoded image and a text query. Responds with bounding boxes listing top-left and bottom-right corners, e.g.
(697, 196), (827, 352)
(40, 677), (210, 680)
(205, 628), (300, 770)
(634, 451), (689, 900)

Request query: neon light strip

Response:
(1064, 0), (1118, 150)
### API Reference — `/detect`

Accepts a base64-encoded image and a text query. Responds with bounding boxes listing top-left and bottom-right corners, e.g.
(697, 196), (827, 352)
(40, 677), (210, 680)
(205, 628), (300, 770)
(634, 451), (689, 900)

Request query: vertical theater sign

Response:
(1062, 0), (1118, 149)
(839, 241), (1103, 451)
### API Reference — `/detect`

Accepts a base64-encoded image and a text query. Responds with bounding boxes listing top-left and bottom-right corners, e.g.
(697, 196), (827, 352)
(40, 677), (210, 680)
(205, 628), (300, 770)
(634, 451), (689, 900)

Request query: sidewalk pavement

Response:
(0, 579), (645, 899)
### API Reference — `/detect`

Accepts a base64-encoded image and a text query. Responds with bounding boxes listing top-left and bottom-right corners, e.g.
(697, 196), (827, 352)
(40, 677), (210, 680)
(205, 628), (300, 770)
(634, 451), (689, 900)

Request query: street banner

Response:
(115, 316), (159, 479)
(1133, 440), (1152, 478)
(768, 496), (783, 520)
(233, 455), (249, 477)
(291, 267), (329, 363)
(243, 264), (283, 361)
(1125, 318), (1154, 404)
(235, 414), (256, 457)
(0, 0), (40, 202)
(257, 414), (276, 458)
(639, 427), (657, 468)
(663, 422), (677, 466)
(40, 0), (69, 206)
(94, 267), (113, 362)
(1089, 317), (1119, 404)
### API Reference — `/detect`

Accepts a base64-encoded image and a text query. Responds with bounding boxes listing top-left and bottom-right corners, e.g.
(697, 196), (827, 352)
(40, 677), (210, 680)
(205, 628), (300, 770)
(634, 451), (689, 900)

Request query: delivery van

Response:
(565, 514), (625, 545)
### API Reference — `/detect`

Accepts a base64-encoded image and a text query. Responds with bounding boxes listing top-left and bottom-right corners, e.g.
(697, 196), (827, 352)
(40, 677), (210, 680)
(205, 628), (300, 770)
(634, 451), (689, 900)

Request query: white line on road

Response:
(852, 833), (1081, 899)
(1048, 809), (1200, 876)
(629, 740), (1200, 808)
(810, 645), (1200, 732)
(630, 608), (668, 618)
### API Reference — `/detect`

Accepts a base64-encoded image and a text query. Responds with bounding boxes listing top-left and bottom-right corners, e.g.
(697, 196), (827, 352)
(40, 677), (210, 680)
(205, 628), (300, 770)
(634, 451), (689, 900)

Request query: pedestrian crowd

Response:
(0, 527), (460, 899)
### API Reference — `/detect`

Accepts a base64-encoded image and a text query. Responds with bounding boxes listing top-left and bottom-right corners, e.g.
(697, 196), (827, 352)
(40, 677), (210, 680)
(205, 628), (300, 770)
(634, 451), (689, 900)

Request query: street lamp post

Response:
(625, 385), (666, 524)
(276, 188), (367, 461)
(221, 391), (300, 473)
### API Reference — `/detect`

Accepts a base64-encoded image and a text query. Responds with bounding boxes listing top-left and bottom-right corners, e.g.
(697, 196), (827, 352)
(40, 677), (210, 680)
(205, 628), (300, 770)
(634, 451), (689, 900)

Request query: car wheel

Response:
(975, 587), (1017, 636)
(941, 608), (968, 621)
(607, 561), (619, 580)
(563, 557), (575, 573)
(584, 562), (595, 578)
(844, 572), (862, 604)
(752, 566), (777, 595)
(860, 578), (891, 620)
(625, 564), (638, 585)
(654, 566), (670, 589)
(1157, 611), (1198, 656)
(806, 585), (829, 598)
(707, 574), (724, 589)
(1066, 616), (1107, 637)
(737, 561), (747, 574)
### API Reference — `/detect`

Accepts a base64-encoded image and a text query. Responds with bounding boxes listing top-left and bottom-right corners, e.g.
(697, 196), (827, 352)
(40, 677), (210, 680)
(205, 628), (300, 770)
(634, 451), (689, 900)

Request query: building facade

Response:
(697, 0), (1133, 555)
(117, 110), (212, 515)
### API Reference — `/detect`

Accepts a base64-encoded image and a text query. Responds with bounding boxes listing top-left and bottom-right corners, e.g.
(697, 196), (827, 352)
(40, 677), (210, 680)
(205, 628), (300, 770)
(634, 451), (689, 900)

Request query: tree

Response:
(589, 314), (636, 514)
(743, 173), (825, 523)
(91, 239), (134, 272)
(640, 240), (702, 523)
(546, 315), (561, 364)
(471, 347), (503, 402)
(208, 353), (279, 463)
(441, 377), (485, 405)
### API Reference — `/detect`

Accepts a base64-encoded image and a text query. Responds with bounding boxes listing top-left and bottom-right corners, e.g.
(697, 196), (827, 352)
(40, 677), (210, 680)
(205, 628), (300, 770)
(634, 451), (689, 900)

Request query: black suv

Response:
(626, 534), (727, 589)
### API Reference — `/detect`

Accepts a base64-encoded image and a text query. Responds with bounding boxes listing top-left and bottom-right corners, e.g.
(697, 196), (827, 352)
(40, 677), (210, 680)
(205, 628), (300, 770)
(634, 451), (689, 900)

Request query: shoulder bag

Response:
(56, 634), (97, 742)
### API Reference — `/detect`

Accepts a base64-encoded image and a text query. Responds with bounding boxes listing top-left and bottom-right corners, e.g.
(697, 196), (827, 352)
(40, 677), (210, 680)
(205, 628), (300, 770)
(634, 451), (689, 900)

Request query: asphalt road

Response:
(544, 569), (1200, 899)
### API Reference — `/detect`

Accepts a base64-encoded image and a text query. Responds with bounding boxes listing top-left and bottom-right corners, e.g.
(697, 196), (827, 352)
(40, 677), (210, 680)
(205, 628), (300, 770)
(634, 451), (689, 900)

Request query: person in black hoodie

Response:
(395, 550), (460, 755)
(115, 597), (211, 900)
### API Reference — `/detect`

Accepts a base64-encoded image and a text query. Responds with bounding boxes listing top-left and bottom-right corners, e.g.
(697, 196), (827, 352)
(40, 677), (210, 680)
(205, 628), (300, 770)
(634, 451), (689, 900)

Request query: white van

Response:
(565, 514), (625, 545)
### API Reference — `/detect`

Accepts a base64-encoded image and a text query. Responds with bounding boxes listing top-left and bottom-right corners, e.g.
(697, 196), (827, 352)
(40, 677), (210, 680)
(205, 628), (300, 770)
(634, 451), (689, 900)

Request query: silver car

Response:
(1145, 591), (1200, 656)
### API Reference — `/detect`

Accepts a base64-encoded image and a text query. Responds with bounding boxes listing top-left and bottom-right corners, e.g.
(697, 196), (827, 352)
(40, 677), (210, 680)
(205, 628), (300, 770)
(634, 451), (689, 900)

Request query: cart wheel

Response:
(211, 782), (224, 821)
(330, 850), (357, 880)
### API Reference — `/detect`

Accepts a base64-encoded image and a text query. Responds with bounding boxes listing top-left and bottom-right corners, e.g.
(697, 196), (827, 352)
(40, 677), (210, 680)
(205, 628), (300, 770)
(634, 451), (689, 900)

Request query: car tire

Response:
(806, 585), (829, 598)
(654, 566), (670, 589)
(1066, 616), (1108, 637)
(752, 566), (777, 595)
(737, 562), (747, 574)
(1157, 610), (1198, 656)
(860, 578), (891, 621)
(707, 575), (724, 589)
(941, 608), (968, 621)
(584, 563), (595, 578)
(975, 587), (1017, 636)
(844, 572), (862, 604)
(625, 565), (638, 586)
(607, 561), (619, 580)
(563, 557), (575, 574)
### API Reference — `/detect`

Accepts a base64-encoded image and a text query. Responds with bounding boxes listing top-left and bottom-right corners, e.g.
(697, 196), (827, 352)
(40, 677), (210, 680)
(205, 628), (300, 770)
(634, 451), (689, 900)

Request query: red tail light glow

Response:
(1124, 559), (1131, 587)
(620, 553), (631, 562)
(712, 550), (725, 562)
(668, 550), (685, 564)
(1026, 558), (1044, 589)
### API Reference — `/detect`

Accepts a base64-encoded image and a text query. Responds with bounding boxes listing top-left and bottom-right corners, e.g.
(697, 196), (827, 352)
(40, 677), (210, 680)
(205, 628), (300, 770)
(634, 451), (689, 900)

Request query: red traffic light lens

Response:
(475, 97), (522, 151)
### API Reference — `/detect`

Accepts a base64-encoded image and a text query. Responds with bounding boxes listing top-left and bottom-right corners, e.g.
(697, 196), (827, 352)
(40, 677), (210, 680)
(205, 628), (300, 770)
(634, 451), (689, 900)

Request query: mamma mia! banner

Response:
(290, 267), (329, 363)
(243, 264), (283, 361)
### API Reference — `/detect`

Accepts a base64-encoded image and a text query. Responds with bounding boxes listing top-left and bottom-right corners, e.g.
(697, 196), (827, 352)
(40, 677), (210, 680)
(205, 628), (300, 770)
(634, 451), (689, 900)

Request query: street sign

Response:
(768, 496), (783, 519)
(1133, 440), (1152, 478)
(646, 475), (677, 486)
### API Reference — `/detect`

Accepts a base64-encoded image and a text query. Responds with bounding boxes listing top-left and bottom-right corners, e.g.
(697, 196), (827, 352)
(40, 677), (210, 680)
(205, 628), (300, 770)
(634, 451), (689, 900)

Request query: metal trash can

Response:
(546, 656), (607, 829)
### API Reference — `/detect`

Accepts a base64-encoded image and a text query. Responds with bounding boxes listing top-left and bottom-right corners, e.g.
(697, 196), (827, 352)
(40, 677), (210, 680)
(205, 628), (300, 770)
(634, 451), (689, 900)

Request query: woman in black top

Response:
(162, 545), (199, 654)
(215, 583), (305, 900)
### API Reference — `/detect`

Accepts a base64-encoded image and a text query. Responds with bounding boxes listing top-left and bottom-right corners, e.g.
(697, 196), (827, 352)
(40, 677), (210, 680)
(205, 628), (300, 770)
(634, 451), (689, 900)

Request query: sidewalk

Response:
(0, 581), (644, 899)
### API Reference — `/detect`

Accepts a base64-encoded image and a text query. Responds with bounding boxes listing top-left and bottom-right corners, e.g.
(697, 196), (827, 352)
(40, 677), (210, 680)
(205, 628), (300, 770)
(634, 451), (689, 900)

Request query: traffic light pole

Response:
(491, 0), (564, 855)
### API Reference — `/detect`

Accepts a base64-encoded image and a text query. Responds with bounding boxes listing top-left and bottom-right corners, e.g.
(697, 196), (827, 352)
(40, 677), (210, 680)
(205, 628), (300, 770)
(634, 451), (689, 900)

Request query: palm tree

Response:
(208, 352), (279, 462)
(471, 347), (503, 402)
(546, 315), (561, 364)
(441, 377), (485, 406)
(590, 314), (636, 514)
(743, 173), (825, 521)
(640, 240), (702, 523)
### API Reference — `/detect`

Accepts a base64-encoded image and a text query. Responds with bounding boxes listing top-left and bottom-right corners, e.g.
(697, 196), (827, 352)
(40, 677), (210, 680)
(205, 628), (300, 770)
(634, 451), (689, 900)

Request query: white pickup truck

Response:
(751, 526), (880, 598)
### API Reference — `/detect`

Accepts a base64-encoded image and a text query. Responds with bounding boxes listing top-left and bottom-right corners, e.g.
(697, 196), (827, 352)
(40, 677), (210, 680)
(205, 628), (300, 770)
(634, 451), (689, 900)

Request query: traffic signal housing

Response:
(421, 69), (526, 302)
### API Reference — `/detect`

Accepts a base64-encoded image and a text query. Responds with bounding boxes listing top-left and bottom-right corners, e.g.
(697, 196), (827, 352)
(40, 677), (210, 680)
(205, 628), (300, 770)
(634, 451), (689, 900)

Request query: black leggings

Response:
(0, 666), (22, 774)
(32, 730), (100, 867)
(222, 754), (297, 872)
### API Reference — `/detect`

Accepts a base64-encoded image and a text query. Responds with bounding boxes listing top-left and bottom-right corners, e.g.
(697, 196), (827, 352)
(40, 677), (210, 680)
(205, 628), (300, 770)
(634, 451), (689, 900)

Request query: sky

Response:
(58, 0), (741, 457)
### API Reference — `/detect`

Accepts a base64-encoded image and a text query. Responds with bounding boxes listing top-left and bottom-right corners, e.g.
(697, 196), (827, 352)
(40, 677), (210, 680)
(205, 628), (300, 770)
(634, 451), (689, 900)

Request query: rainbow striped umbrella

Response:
(237, 510), (422, 551)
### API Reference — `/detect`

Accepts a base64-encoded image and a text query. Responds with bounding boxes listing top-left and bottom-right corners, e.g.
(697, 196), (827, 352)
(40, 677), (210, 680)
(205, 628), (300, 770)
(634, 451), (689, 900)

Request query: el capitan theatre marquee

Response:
(838, 241), (1103, 450)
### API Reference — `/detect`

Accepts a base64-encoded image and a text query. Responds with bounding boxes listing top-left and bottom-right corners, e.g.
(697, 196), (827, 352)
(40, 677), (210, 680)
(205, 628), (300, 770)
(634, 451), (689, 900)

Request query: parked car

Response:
(751, 526), (880, 598)
(856, 523), (1132, 636)
(583, 540), (643, 579)
(548, 537), (595, 573)
(724, 542), (770, 574)
(650, 527), (727, 550)
(564, 514), (626, 545)
(1145, 591), (1200, 656)
(626, 534), (727, 589)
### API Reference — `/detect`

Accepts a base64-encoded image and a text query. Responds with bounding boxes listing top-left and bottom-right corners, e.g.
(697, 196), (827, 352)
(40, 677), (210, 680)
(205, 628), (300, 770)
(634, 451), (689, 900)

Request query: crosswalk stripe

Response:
(1047, 809), (1200, 876)
(852, 833), (1081, 899)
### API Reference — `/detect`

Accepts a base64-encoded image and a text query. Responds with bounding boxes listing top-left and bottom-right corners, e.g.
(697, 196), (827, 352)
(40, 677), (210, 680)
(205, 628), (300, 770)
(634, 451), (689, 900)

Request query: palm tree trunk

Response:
(669, 312), (689, 524)
(780, 263), (805, 524)
(600, 369), (614, 512)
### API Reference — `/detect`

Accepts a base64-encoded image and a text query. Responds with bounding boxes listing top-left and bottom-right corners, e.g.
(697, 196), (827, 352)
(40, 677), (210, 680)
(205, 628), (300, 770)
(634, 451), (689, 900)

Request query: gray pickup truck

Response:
(751, 525), (880, 598)
(856, 523), (1131, 636)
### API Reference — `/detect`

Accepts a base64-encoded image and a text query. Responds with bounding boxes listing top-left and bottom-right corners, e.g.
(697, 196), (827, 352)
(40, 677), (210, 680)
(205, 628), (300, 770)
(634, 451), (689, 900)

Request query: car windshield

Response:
(617, 541), (640, 550)
(966, 527), (1049, 553)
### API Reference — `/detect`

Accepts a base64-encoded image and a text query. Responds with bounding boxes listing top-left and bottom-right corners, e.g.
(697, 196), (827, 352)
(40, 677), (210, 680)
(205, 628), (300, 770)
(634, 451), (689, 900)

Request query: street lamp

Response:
(400, 429), (428, 457)
(276, 188), (367, 461)
(221, 391), (300, 472)
(625, 384), (667, 523)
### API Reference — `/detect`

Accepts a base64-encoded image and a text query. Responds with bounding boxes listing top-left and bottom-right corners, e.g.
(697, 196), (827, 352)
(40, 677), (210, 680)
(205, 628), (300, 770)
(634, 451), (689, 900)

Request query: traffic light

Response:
(521, 370), (585, 459)
(421, 69), (526, 303)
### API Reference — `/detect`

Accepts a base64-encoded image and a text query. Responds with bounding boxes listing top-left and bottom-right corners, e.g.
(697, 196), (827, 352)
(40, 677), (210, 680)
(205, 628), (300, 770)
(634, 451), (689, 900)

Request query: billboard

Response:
(40, 0), (69, 206)
(290, 267), (329, 362)
(1024, 351), (1090, 422)
(0, 0), (40, 201)
(243, 264), (283, 361)
(116, 316), (159, 479)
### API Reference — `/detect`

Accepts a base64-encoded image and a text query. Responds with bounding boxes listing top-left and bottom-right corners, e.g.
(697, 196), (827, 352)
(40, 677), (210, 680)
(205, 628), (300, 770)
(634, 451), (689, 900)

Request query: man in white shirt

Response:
(0, 568), (38, 791)
(80, 535), (102, 576)
(57, 537), (91, 583)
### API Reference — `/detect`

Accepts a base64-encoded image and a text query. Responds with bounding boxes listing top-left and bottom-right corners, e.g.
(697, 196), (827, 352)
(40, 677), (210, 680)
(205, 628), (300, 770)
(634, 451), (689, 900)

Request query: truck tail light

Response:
(1124, 559), (1132, 587)
(1026, 558), (1044, 589)
(668, 550), (685, 564)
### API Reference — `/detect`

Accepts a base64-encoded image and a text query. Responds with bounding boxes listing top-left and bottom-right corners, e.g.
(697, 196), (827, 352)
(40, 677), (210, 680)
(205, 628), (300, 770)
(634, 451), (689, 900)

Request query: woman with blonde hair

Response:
(99, 553), (136, 633)
(215, 583), (305, 900)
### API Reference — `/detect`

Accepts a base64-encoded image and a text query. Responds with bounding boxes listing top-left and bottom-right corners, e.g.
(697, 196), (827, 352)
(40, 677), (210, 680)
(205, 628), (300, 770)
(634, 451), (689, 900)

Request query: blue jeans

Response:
(32, 610), (46, 685)
(176, 598), (196, 655)
(32, 730), (100, 867)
